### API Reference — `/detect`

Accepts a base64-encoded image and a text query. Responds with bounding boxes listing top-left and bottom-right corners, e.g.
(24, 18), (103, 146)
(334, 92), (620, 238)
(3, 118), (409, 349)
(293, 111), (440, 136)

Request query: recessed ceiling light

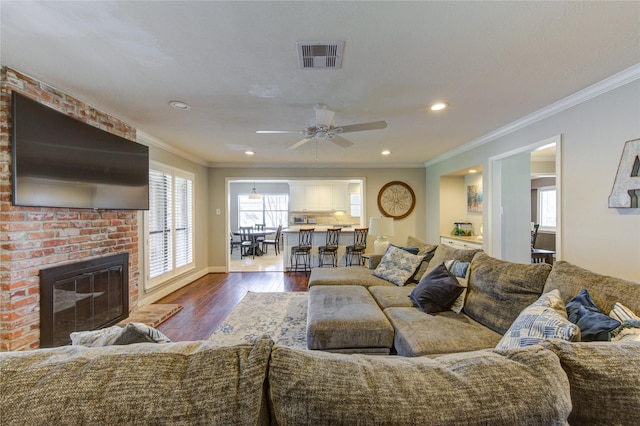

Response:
(169, 101), (191, 110)
(469, 169), (477, 174)
(430, 102), (448, 111)
(381, 150), (391, 155)
(245, 151), (255, 156)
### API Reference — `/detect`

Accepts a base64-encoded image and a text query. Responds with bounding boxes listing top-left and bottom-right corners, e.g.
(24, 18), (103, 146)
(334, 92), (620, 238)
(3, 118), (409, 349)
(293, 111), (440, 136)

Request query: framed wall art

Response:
(467, 184), (483, 213)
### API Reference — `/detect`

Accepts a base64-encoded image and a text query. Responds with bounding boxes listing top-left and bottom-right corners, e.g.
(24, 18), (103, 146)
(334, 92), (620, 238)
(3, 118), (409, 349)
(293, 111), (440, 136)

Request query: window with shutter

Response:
(145, 163), (194, 289)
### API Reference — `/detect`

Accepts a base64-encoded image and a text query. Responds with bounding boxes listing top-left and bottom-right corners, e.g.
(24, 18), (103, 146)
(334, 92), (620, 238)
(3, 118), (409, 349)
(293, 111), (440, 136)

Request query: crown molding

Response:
(136, 130), (209, 167)
(424, 63), (640, 167)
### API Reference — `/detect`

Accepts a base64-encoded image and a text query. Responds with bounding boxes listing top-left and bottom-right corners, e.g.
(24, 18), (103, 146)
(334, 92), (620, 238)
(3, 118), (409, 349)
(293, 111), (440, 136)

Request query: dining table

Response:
(232, 229), (273, 256)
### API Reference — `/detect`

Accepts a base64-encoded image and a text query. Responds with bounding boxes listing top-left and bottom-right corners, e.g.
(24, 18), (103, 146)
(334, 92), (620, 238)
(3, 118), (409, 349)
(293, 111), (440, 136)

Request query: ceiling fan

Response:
(256, 104), (387, 150)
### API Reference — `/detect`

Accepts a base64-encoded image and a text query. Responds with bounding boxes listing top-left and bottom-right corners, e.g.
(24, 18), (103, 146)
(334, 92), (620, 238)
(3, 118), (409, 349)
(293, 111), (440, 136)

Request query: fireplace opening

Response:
(39, 253), (129, 347)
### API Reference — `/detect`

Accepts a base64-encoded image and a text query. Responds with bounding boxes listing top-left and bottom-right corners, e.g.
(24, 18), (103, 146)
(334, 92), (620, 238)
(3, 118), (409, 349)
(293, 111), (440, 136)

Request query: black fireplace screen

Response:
(39, 253), (129, 347)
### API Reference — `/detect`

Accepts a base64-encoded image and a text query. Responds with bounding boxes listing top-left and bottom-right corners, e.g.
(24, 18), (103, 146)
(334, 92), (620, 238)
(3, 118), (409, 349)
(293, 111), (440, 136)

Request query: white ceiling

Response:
(2, 1), (639, 167)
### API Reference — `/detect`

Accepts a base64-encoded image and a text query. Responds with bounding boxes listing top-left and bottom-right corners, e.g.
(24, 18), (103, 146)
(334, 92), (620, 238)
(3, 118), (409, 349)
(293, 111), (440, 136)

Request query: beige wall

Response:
(426, 80), (640, 282)
(208, 167), (426, 269)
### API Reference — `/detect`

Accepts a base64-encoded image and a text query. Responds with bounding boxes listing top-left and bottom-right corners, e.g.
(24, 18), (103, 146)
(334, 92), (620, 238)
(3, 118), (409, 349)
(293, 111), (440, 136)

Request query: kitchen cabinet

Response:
(289, 184), (306, 211)
(290, 183), (348, 211)
(331, 185), (348, 211)
(440, 236), (483, 250)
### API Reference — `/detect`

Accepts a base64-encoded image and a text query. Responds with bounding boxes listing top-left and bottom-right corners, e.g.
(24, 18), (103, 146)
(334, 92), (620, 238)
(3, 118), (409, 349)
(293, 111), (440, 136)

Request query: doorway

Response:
(488, 135), (561, 263)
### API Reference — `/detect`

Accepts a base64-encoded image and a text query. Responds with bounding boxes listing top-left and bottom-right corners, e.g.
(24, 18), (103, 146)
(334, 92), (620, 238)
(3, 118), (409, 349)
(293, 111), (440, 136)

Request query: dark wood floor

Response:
(155, 272), (309, 341)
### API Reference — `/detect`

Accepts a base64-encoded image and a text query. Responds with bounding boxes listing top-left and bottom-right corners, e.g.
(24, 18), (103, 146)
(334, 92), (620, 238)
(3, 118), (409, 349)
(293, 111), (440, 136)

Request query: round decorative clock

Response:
(377, 181), (416, 219)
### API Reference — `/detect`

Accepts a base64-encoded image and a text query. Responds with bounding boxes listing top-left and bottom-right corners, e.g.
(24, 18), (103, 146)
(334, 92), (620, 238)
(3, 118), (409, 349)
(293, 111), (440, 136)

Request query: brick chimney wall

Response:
(0, 67), (141, 351)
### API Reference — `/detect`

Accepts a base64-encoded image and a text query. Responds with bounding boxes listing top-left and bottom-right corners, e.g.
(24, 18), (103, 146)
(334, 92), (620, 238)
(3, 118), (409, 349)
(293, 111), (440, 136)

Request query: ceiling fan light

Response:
(315, 109), (335, 127)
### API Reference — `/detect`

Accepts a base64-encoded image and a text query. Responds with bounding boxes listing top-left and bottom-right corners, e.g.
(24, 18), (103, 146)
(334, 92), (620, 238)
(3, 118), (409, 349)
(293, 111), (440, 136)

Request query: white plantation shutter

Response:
(174, 176), (193, 268)
(146, 163), (194, 288)
(149, 169), (172, 278)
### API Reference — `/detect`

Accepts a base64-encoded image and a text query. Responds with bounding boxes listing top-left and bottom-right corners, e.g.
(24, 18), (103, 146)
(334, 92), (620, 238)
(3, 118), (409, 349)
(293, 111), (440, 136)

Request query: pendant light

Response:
(248, 181), (261, 199)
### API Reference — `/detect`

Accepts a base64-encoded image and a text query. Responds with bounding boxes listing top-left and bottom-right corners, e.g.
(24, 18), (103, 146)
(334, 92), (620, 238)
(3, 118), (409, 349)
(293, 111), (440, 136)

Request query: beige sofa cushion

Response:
(424, 243), (482, 275)
(268, 344), (571, 425)
(0, 337), (273, 426)
(541, 339), (640, 425)
(385, 307), (502, 356)
(308, 266), (394, 287)
(464, 252), (552, 334)
(542, 260), (640, 314)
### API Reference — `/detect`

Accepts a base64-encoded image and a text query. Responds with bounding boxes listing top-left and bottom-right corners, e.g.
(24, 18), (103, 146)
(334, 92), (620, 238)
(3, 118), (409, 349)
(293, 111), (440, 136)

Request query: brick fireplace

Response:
(0, 67), (140, 351)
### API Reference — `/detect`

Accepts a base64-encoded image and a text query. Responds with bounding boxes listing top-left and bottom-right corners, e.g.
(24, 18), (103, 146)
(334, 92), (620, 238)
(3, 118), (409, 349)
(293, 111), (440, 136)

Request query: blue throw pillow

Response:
(566, 289), (621, 341)
(389, 244), (420, 255)
(409, 262), (464, 314)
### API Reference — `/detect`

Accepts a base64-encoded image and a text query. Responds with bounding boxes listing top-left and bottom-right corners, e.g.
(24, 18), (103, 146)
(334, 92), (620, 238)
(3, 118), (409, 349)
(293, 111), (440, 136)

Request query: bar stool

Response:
(290, 228), (314, 274)
(318, 228), (341, 267)
(345, 227), (368, 266)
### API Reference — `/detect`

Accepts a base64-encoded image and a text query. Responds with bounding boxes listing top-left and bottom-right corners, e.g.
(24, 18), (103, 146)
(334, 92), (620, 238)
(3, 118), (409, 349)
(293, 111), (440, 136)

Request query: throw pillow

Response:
(444, 260), (470, 314)
(409, 263), (465, 314)
(407, 245), (439, 283)
(372, 245), (423, 286)
(406, 235), (436, 257)
(609, 302), (640, 342)
(113, 322), (172, 345)
(496, 290), (580, 350)
(70, 322), (171, 347)
(609, 302), (640, 323)
(566, 289), (621, 341)
(424, 244), (481, 276)
(70, 325), (123, 346)
(389, 244), (420, 255)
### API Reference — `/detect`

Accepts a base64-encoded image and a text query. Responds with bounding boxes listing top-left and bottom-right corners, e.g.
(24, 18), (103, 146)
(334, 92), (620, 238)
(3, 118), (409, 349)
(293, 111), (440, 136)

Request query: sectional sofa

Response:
(1, 242), (639, 425)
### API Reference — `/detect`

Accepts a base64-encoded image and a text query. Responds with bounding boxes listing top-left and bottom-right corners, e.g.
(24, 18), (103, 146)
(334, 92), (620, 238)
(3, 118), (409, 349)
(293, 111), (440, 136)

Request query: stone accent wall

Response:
(0, 67), (140, 351)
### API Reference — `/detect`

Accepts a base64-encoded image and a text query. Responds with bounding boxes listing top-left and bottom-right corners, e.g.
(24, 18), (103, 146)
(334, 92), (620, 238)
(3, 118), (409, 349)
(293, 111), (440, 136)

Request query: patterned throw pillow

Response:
(372, 245), (423, 286)
(609, 302), (640, 342)
(444, 260), (470, 314)
(496, 290), (580, 350)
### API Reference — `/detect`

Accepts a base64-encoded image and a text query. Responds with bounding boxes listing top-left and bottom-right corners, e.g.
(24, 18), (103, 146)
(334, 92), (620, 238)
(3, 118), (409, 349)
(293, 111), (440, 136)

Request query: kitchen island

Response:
(282, 227), (360, 270)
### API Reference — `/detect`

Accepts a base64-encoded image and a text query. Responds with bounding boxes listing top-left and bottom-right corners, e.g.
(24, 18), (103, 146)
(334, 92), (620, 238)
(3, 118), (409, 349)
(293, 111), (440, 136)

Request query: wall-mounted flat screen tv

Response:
(11, 92), (149, 210)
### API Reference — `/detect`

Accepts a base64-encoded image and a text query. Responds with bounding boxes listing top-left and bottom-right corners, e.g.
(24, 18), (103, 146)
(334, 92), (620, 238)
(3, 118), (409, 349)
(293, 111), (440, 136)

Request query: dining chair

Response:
(318, 228), (341, 267)
(346, 227), (368, 266)
(240, 227), (259, 259)
(254, 223), (267, 244)
(290, 228), (314, 274)
(531, 223), (540, 249)
(230, 232), (242, 254)
(262, 225), (282, 255)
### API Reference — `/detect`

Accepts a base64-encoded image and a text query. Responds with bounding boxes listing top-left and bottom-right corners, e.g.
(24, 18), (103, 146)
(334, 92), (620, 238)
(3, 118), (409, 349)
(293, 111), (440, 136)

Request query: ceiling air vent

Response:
(297, 41), (344, 69)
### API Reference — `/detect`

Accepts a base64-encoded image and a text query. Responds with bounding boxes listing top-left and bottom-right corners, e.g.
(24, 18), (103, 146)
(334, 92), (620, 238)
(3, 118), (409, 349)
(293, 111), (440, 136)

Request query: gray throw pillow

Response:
(409, 263), (464, 314)
(70, 322), (171, 347)
(113, 322), (172, 345)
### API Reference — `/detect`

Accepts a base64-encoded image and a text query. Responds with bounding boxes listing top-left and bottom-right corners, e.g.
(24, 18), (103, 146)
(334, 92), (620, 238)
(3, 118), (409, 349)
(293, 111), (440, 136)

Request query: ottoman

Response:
(306, 285), (394, 354)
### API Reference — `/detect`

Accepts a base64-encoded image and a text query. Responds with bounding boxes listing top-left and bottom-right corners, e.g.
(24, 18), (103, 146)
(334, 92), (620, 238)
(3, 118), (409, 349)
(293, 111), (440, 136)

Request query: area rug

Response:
(209, 291), (308, 349)
(117, 304), (183, 328)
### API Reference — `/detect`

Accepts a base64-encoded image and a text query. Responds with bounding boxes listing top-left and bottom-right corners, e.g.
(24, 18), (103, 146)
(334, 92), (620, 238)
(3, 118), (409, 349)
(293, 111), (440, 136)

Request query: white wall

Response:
(426, 80), (640, 282)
